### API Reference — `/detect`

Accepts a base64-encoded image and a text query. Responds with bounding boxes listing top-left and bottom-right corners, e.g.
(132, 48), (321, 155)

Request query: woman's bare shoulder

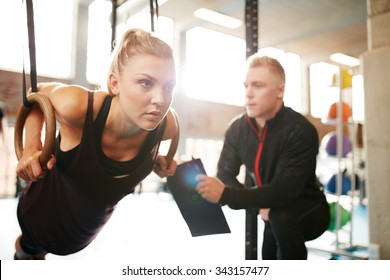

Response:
(50, 86), (106, 125)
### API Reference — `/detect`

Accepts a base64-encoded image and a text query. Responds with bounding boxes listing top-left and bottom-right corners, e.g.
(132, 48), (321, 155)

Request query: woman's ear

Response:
(108, 73), (119, 95)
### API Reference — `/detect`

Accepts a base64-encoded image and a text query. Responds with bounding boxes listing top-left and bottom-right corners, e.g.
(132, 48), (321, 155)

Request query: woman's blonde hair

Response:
(247, 54), (285, 84)
(107, 28), (174, 93)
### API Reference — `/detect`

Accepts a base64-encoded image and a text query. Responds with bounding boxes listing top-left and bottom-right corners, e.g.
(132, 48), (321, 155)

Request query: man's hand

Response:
(195, 174), (225, 204)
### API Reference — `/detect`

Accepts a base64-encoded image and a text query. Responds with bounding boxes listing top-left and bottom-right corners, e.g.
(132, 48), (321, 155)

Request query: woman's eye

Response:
(140, 80), (153, 88)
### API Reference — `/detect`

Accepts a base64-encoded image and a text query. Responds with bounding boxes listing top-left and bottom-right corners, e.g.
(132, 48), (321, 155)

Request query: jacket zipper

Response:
(247, 117), (268, 186)
(254, 126), (267, 186)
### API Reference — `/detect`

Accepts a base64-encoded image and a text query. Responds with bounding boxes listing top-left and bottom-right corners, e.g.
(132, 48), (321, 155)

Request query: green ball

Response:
(328, 202), (351, 231)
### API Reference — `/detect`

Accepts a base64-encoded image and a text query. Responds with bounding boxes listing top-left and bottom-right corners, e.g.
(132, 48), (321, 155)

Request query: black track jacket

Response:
(218, 104), (325, 209)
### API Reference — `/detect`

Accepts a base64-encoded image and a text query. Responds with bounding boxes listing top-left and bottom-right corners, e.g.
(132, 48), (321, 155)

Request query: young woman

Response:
(14, 28), (178, 259)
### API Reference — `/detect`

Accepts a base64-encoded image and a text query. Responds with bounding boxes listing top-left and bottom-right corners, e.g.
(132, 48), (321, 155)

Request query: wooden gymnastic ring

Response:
(14, 93), (56, 166)
(165, 108), (180, 166)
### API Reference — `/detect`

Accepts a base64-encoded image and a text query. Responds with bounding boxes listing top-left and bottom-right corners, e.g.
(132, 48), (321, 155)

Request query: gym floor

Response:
(0, 182), (368, 261)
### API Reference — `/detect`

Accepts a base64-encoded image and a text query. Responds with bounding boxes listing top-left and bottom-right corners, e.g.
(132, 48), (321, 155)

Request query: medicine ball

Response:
(327, 101), (352, 123)
(328, 202), (351, 231)
(325, 172), (352, 195)
(325, 132), (352, 157)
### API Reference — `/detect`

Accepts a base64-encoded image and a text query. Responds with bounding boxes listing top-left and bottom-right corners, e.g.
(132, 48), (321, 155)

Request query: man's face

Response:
(243, 66), (284, 121)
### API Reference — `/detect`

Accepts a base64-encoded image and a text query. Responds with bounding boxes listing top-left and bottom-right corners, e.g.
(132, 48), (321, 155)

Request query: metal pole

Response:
(335, 67), (343, 249)
(245, 0), (259, 260)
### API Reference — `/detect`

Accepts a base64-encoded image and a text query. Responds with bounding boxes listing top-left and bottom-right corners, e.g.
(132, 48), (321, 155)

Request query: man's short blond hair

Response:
(247, 55), (285, 84)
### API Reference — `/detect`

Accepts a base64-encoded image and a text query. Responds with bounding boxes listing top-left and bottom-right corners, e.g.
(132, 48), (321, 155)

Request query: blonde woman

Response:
(14, 28), (178, 259)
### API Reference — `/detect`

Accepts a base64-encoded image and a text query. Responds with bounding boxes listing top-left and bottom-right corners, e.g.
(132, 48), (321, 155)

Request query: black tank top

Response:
(56, 94), (161, 176)
(18, 92), (167, 255)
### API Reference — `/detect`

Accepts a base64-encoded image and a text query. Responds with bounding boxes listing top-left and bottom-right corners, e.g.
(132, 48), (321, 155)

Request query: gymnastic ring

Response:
(14, 93), (56, 166)
(165, 108), (180, 166)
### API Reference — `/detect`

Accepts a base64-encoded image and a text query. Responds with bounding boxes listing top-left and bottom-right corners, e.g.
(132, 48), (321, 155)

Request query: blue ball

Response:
(325, 173), (352, 195)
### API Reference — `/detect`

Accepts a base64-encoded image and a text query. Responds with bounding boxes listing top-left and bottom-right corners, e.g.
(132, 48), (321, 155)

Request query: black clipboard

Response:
(167, 158), (231, 237)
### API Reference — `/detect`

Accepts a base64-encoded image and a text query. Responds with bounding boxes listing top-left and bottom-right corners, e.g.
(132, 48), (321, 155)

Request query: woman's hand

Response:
(195, 174), (225, 204)
(16, 150), (56, 182)
(154, 155), (177, 177)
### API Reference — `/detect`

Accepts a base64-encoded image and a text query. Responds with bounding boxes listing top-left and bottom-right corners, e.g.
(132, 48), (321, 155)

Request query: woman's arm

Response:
(37, 83), (89, 128)
(16, 83), (89, 181)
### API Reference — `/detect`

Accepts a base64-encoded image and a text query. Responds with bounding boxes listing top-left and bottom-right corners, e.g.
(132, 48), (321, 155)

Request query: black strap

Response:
(111, 0), (118, 52)
(22, 0), (37, 107)
(150, 0), (159, 32)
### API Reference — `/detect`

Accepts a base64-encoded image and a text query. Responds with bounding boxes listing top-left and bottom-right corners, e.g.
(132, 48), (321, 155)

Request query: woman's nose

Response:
(151, 88), (166, 106)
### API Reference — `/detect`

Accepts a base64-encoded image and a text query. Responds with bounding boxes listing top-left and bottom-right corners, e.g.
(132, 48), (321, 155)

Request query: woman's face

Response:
(111, 54), (176, 131)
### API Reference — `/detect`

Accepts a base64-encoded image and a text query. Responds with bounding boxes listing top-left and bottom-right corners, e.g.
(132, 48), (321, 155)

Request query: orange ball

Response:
(327, 101), (352, 123)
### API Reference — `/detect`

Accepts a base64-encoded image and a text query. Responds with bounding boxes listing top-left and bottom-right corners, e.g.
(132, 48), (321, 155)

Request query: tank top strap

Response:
(85, 91), (95, 127)
(55, 91), (95, 172)
(79, 91), (96, 151)
(84, 91), (96, 137)
(94, 94), (113, 137)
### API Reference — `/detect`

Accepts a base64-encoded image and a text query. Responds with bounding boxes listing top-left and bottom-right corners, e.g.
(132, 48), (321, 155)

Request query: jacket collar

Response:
(247, 102), (286, 130)
(266, 102), (286, 127)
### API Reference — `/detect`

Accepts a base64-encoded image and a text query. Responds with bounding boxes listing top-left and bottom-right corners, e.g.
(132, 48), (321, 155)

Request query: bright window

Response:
(125, 12), (174, 47)
(257, 47), (302, 112)
(0, 0), (74, 78)
(309, 62), (339, 119)
(184, 28), (302, 110)
(309, 62), (364, 121)
(184, 138), (224, 176)
(86, 0), (112, 85)
(86, 1), (174, 86)
(183, 27), (246, 106)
